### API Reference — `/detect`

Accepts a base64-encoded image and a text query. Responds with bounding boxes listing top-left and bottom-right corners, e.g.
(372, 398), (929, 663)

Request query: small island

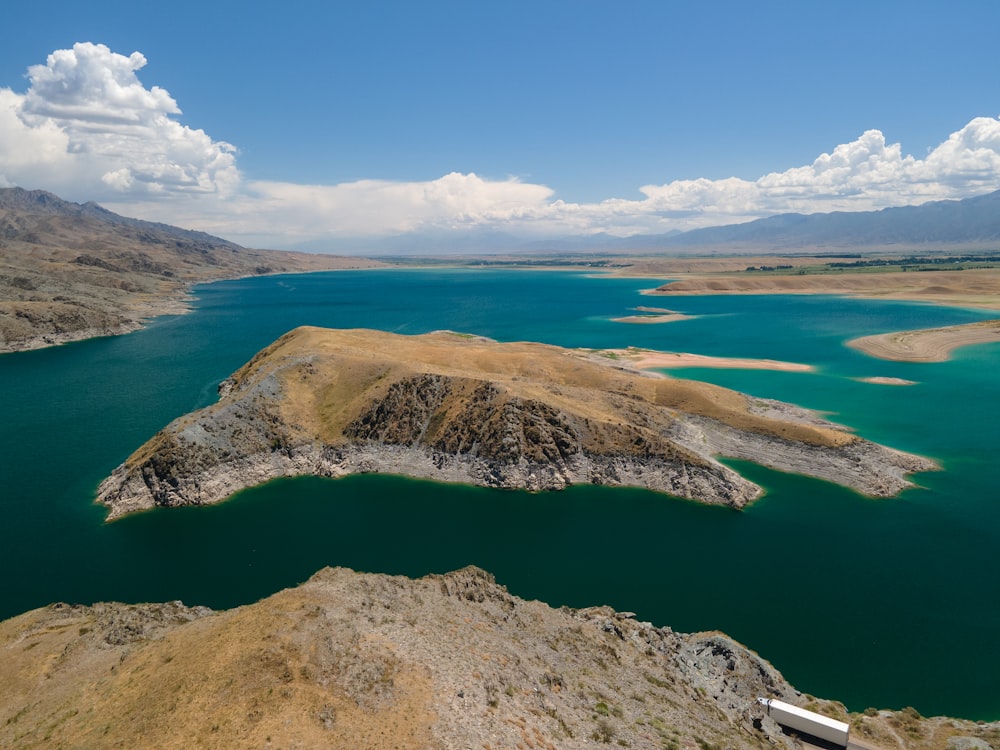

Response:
(97, 327), (935, 519)
(854, 376), (918, 386)
(611, 306), (695, 324)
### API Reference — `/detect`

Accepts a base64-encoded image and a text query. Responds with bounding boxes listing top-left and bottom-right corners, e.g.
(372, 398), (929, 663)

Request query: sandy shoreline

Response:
(847, 319), (1000, 362)
(603, 349), (814, 372)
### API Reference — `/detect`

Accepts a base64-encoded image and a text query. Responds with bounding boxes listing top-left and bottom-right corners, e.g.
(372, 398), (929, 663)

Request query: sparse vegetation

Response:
(12, 566), (991, 750)
(592, 718), (615, 743)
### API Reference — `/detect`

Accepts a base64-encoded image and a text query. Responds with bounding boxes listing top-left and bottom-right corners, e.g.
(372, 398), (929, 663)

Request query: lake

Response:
(1, 268), (997, 719)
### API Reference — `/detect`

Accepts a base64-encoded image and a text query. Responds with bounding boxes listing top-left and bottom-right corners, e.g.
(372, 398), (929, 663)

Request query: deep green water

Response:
(1, 269), (998, 719)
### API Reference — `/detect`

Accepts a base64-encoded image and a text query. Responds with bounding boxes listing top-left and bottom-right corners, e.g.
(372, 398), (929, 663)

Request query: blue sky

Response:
(2, 1), (1000, 250)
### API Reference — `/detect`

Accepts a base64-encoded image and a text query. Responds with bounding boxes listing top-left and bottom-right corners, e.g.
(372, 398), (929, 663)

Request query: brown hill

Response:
(0, 188), (386, 352)
(1, 566), (995, 749)
(97, 327), (935, 519)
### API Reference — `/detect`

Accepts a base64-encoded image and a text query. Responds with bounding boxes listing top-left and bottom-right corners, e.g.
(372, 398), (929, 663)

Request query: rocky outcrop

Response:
(97, 327), (936, 519)
(1, 565), (995, 749)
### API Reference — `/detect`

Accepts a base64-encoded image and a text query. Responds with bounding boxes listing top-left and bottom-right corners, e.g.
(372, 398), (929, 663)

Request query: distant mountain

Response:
(658, 189), (1000, 251)
(0, 187), (385, 353)
(297, 228), (685, 256)
(314, 189), (1000, 256)
(0, 188), (242, 251)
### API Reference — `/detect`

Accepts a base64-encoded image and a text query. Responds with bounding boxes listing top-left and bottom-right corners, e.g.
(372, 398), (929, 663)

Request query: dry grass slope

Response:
(2, 567), (997, 750)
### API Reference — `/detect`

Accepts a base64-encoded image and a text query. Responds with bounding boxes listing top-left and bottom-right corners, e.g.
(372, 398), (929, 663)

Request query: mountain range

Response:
(0, 188), (384, 352)
(354, 189), (1000, 256)
(652, 188), (1000, 252)
(5, 184), (1000, 353)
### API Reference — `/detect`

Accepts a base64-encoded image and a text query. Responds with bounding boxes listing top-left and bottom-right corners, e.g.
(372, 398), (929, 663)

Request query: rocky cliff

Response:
(1, 566), (994, 749)
(97, 326), (936, 519)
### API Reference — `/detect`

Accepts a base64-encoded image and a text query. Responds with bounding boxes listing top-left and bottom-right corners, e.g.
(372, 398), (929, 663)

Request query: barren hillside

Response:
(0, 188), (385, 352)
(1, 566), (994, 749)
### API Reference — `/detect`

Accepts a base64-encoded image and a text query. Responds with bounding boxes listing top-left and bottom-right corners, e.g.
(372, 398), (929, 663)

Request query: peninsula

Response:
(606, 347), (814, 372)
(97, 327), (935, 519)
(644, 263), (1000, 311)
(848, 319), (1000, 362)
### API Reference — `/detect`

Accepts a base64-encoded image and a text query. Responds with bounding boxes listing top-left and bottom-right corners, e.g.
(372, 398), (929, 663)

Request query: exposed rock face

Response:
(97, 327), (936, 519)
(1, 566), (995, 749)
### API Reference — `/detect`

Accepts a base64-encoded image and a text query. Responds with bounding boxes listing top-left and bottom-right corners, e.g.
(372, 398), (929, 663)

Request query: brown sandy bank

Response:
(650, 268), (1000, 311)
(608, 348), (814, 372)
(847, 319), (1000, 362)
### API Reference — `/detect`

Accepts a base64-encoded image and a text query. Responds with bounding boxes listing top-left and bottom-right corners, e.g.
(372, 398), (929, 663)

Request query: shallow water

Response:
(1, 269), (997, 719)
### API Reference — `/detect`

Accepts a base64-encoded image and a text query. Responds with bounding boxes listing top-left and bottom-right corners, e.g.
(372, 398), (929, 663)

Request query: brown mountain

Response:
(0, 187), (385, 352)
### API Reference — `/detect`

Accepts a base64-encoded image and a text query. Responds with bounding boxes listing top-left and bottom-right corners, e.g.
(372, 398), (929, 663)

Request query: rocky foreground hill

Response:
(1, 565), (995, 749)
(97, 326), (935, 519)
(0, 188), (384, 352)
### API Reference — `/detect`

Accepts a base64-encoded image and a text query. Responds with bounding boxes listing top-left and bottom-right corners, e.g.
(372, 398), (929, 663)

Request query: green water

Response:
(1, 269), (998, 719)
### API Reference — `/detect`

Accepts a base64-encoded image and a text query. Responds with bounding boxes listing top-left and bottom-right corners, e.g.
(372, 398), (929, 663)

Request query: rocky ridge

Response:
(97, 326), (936, 519)
(0, 187), (385, 352)
(1, 565), (995, 749)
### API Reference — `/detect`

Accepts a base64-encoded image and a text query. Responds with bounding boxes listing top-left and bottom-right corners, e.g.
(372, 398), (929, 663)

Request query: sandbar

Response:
(604, 349), (814, 372)
(613, 313), (694, 324)
(854, 376), (918, 386)
(612, 306), (694, 324)
(846, 319), (1000, 362)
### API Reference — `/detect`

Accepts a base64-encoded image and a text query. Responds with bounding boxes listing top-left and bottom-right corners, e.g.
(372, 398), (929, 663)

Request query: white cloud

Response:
(108, 173), (557, 248)
(4, 42), (1000, 248)
(217, 118), (1000, 245)
(637, 122), (1000, 223)
(22, 46), (180, 125)
(0, 42), (238, 199)
(109, 118), (1000, 248)
(247, 172), (555, 235)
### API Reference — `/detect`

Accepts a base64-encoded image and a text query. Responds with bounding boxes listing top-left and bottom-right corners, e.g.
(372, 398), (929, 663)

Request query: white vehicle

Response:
(758, 697), (850, 746)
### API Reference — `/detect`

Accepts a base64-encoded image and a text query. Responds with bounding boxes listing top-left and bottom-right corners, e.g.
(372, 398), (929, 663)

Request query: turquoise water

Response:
(1, 269), (998, 719)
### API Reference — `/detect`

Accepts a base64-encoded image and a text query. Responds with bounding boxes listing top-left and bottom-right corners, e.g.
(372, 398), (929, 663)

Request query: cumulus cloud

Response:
(112, 173), (557, 248)
(111, 117), (1000, 248)
(244, 173), (555, 235)
(0, 42), (238, 199)
(3, 42), (1000, 248)
(637, 120), (1000, 227)
(185, 117), (1000, 246)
